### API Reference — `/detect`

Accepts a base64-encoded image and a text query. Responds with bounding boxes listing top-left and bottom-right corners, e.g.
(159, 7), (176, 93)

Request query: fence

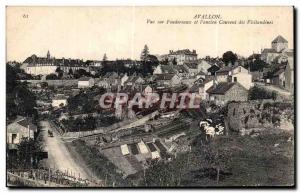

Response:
(7, 168), (102, 187)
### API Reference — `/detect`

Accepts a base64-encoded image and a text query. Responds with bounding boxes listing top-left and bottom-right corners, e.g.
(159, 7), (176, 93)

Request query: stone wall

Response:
(227, 100), (293, 133)
(21, 79), (78, 87)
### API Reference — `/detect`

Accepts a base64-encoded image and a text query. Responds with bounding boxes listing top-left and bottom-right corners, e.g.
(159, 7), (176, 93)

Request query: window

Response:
(12, 134), (17, 144)
(234, 77), (237, 82)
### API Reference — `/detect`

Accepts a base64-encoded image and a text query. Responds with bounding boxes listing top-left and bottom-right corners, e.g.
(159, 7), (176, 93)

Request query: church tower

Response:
(47, 50), (50, 59)
(271, 35), (288, 52)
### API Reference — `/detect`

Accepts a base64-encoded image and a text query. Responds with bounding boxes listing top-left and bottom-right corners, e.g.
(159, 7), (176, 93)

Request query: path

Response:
(39, 120), (89, 180)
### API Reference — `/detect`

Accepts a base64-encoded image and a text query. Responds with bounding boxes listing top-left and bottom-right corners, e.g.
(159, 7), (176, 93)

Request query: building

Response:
(24, 51), (89, 76)
(78, 77), (95, 88)
(216, 65), (253, 90)
(207, 82), (248, 105)
(155, 74), (181, 87)
(270, 58), (294, 92)
(142, 85), (153, 96)
(153, 64), (177, 75)
(7, 117), (37, 148)
(261, 35), (293, 64)
(207, 64), (220, 76)
(120, 144), (130, 156)
(120, 74), (129, 86)
(197, 60), (212, 73)
(125, 76), (145, 87)
(168, 49), (198, 65)
(190, 79), (214, 100)
(137, 141), (149, 154)
(52, 94), (68, 108)
(183, 63), (199, 76)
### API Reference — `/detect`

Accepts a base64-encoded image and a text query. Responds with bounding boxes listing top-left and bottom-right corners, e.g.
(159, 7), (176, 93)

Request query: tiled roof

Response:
(53, 94), (68, 100)
(169, 49), (197, 55)
(272, 35), (288, 43)
(16, 118), (37, 132)
(261, 48), (278, 53)
(185, 63), (198, 69)
(273, 68), (285, 76)
(207, 65), (220, 73)
(207, 82), (237, 95)
(173, 65), (189, 73)
(78, 77), (92, 81)
(24, 55), (86, 67)
(160, 65), (177, 74)
(155, 74), (177, 81)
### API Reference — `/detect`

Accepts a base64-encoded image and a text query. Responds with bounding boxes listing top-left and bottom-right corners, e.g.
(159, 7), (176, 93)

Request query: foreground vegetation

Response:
(70, 130), (294, 187)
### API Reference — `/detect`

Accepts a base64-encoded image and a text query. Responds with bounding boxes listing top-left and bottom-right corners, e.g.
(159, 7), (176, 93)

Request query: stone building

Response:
(207, 82), (248, 105)
(168, 49), (197, 65)
(261, 35), (293, 64)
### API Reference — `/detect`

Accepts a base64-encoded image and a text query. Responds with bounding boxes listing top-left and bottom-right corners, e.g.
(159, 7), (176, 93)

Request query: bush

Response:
(248, 86), (273, 100)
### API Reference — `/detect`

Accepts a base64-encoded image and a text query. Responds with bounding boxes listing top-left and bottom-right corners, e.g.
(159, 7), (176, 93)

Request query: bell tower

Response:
(47, 50), (50, 59)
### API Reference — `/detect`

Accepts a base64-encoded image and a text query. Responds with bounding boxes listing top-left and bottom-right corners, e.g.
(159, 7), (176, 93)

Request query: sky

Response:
(6, 6), (294, 62)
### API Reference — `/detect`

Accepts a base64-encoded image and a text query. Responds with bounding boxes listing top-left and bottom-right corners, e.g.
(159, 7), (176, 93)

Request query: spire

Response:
(47, 50), (50, 59)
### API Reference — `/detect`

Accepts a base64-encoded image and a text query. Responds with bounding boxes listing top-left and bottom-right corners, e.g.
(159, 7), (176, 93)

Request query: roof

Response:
(216, 66), (234, 75)
(10, 118), (38, 132)
(273, 68), (285, 76)
(169, 49), (197, 55)
(126, 76), (144, 83)
(207, 82), (245, 95)
(147, 143), (157, 152)
(272, 35), (288, 43)
(78, 77), (93, 81)
(103, 72), (118, 78)
(261, 48), (278, 53)
(190, 84), (201, 92)
(160, 65), (177, 74)
(173, 65), (189, 73)
(185, 63), (198, 69)
(207, 64), (220, 73)
(155, 74), (178, 81)
(53, 94), (68, 100)
(24, 55), (86, 67)
(197, 71), (206, 75)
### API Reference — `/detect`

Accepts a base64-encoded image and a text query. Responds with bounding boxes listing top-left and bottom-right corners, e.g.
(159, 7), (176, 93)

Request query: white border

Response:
(0, 0), (298, 192)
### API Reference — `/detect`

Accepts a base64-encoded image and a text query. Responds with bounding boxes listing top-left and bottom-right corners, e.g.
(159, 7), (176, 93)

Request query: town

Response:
(6, 35), (294, 187)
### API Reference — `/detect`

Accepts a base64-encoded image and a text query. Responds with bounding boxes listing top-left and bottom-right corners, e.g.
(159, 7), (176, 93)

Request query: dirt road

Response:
(39, 120), (89, 179)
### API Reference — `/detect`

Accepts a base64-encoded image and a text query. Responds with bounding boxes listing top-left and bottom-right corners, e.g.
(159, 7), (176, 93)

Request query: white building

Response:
(137, 141), (149, 154)
(78, 77), (95, 88)
(7, 117), (37, 148)
(52, 94), (68, 108)
(120, 144), (130, 156)
(216, 65), (253, 90)
(120, 74), (129, 86)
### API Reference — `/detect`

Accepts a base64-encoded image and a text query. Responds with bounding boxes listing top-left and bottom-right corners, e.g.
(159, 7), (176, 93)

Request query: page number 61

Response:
(22, 14), (29, 19)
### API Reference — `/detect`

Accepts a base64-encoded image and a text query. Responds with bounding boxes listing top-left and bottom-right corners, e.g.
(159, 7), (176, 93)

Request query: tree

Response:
(245, 58), (268, 72)
(140, 45), (149, 61)
(46, 73), (58, 80)
(248, 86), (274, 100)
(68, 68), (73, 75)
(172, 58), (177, 65)
(222, 51), (238, 66)
(7, 138), (43, 169)
(55, 67), (64, 78)
(6, 65), (37, 120)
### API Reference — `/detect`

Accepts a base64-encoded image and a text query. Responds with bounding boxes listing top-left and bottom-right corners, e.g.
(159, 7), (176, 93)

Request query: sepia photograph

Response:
(5, 6), (295, 188)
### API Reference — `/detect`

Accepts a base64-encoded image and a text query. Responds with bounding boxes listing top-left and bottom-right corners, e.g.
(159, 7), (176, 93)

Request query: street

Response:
(39, 120), (89, 180)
